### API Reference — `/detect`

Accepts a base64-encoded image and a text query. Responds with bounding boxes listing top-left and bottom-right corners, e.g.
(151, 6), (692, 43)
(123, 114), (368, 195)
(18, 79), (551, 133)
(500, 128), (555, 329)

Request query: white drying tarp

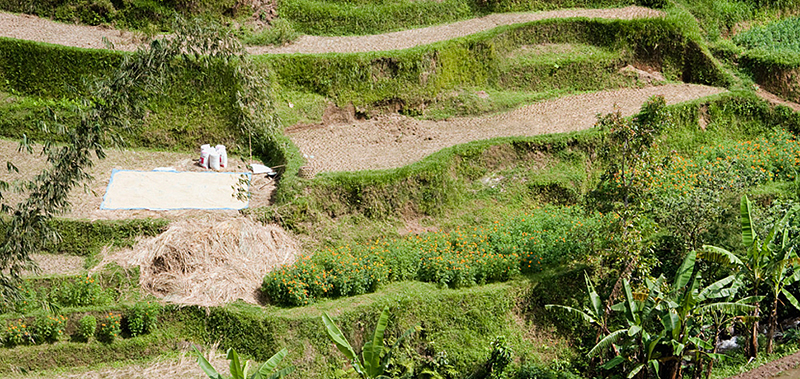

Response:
(101, 169), (250, 211)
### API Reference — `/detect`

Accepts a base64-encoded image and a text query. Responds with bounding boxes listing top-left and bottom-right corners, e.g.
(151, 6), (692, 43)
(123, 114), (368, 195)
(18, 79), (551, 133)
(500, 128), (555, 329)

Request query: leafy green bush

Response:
(96, 312), (121, 343)
(76, 315), (97, 342)
(263, 207), (605, 306)
(34, 314), (68, 344)
(0, 280), (38, 314)
(2, 319), (33, 347)
(514, 362), (584, 378)
(58, 275), (108, 307)
(124, 302), (160, 337)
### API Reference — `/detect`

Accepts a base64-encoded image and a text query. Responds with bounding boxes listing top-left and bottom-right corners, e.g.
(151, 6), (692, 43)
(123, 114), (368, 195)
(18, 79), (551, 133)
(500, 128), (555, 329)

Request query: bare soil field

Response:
(251, 6), (663, 54)
(0, 12), (140, 51)
(0, 7), (661, 54)
(288, 84), (726, 173)
(0, 141), (274, 220)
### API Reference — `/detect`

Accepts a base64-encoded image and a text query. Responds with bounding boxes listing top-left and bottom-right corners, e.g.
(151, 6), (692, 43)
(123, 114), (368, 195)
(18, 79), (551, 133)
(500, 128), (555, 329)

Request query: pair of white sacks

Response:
(200, 144), (228, 170)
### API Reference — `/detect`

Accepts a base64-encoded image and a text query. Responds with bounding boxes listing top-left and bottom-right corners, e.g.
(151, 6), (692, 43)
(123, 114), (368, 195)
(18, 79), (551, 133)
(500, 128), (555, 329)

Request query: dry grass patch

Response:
(94, 217), (299, 306)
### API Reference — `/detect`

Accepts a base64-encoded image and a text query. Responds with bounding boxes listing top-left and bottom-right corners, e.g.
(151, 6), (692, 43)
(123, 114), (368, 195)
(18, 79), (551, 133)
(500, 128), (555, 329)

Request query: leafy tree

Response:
(322, 306), (416, 379)
(701, 195), (800, 356)
(195, 346), (294, 379)
(593, 95), (670, 209)
(588, 96), (670, 326)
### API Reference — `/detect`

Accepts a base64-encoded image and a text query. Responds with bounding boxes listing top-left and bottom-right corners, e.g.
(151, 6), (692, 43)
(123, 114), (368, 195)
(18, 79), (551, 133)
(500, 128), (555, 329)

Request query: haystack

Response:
(99, 217), (299, 306)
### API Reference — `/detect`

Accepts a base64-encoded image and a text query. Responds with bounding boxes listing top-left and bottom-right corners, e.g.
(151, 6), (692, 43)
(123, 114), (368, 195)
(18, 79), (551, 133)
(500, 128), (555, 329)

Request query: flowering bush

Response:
(2, 282), (38, 314)
(124, 302), (160, 337)
(263, 207), (604, 306)
(34, 314), (67, 344)
(622, 130), (800, 202)
(76, 315), (97, 342)
(96, 312), (121, 343)
(3, 319), (33, 347)
(60, 275), (107, 307)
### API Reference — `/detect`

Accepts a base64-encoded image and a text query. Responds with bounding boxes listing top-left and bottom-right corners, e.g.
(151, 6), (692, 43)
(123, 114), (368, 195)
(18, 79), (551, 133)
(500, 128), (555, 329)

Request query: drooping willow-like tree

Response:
(0, 18), (279, 304)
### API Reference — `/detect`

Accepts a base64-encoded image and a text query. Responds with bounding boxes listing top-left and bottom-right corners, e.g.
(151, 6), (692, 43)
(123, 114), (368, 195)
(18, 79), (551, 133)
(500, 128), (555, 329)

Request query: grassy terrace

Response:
(0, 0), (799, 378)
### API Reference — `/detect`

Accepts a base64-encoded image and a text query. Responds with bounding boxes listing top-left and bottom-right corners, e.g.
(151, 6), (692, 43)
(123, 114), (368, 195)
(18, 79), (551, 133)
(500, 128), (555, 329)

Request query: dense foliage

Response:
(263, 207), (605, 305)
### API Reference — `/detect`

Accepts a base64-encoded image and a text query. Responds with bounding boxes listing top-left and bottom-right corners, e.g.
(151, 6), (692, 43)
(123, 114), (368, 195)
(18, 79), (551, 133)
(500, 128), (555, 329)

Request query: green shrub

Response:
(76, 315), (97, 342)
(0, 280), (38, 314)
(515, 362), (582, 379)
(96, 312), (121, 343)
(34, 314), (68, 344)
(2, 319), (34, 347)
(783, 328), (800, 344)
(58, 275), (108, 307)
(124, 302), (160, 337)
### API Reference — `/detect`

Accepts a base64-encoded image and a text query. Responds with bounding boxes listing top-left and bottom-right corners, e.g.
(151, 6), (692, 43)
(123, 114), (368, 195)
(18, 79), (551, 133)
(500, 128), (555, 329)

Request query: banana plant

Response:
(589, 250), (754, 379)
(194, 346), (295, 379)
(693, 279), (758, 379)
(546, 273), (610, 336)
(589, 278), (662, 379)
(546, 272), (619, 357)
(653, 251), (755, 379)
(701, 195), (800, 356)
(322, 306), (416, 379)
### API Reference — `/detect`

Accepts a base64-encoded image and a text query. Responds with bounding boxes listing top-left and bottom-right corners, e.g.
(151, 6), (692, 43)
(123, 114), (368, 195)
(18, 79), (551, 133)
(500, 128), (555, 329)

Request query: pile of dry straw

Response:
(97, 217), (298, 306)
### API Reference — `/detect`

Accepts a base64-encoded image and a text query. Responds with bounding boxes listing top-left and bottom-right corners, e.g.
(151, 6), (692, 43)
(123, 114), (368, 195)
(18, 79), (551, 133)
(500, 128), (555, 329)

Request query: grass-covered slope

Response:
(0, 38), (243, 151)
(277, 0), (637, 36)
(732, 17), (800, 102)
(0, 15), (730, 153)
(0, 271), (585, 378)
(0, 0), (252, 30)
(261, 16), (730, 123)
